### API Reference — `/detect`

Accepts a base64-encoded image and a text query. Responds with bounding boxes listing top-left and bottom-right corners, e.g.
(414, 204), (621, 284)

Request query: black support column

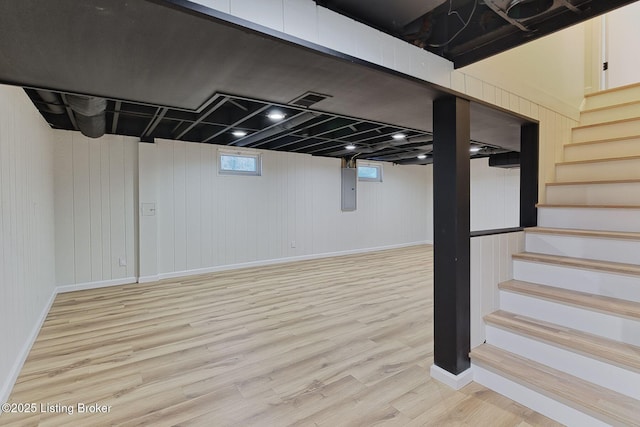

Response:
(432, 96), (471, 376)
(520, 123), (539, 228)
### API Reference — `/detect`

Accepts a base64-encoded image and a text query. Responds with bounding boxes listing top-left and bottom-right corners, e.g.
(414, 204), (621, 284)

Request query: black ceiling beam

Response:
(251, 116), (336, 149)
(141, 106), (168, 138)
(232, 111), (320, 147)
(287, 120), (366, 152)
(111, 101), (122, 134)
(173, 96), (228, 140)
(59, 94), (79, 131)
(201, 104), (271, 143)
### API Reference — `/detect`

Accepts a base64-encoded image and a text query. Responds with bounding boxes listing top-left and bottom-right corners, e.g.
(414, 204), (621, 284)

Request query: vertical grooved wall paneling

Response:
(53, 131), (138, 288)
(139, 140), (430, 279)
(469, 158), (520, 231)
(0, 85), (56, 403)
(470, 231), (525, 348)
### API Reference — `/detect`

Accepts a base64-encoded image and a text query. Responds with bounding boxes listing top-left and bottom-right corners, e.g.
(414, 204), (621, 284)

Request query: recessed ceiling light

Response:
(267, 111), (286, 121)
(232, 130), (247, 137)
(470, 146), (482, 153)
(392, 133), (406, 140)
(345, 144), (356, 150)
(417, 154), (427, 160)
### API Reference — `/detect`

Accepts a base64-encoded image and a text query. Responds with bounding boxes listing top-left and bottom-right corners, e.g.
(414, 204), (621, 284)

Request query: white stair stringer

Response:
(512, 256), (640, 303)
(538, 206), (640, 232)
(524, 228), (640, 265)
(485, 324), (640, 400)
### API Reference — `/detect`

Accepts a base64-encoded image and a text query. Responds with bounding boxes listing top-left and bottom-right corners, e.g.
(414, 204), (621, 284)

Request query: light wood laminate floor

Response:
(3, 245), (560, 426)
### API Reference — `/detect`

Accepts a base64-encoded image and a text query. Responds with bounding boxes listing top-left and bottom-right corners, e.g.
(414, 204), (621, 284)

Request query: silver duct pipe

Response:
(36, 90), (65, 114)
(66, 94), (107, 138)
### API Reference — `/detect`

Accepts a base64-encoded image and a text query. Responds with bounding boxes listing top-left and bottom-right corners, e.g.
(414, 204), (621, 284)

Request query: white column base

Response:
(430, 364), (474, 390)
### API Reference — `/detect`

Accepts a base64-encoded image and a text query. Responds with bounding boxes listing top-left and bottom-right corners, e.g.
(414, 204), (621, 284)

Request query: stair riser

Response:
(485, 325), (640, 400)
(583, 86), (640, 111)
(525, 234), (640, 265)
(563, 138), (640, 162)
(572, 120), (640, 144)
(546, 182), (640, 205)
(499, 291), (640, 346)
(556, 158), (640, 182)
(538, 207), (640, 232)
(472, 363), (610, 427)
(512, 260), (640, 302)
(580, 103), (640, 125)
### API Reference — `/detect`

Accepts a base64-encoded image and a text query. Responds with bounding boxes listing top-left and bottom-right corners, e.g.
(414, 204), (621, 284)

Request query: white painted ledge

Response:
(430, 364), (474, 390)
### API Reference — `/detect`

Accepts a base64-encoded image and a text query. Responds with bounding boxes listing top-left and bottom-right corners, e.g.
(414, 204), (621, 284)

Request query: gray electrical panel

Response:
(341, 167), (357, 211)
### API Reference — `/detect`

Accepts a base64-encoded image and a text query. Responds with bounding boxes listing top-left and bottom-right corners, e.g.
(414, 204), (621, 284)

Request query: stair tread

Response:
(485, 310), (640, 372)
(513, 252), (640, 276)
(556, 154), (640, 166)
(470, 344), (640, 427)
(547, 178), (640, 186)
(499, 279), (640, 320)
(537, 203), (640, 209)
(525, 226), (640, 240)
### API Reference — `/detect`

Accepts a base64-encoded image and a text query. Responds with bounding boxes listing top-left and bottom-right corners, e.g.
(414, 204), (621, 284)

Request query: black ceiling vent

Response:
(289, 92), (331, 108)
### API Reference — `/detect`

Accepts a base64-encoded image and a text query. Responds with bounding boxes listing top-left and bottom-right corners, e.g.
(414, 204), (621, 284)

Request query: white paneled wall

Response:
(139, 140), (430, 280)
(0, 85), (56, 403)
(53, 131), (138, 289)
(470, 231), (525, 348)
(470, 158), (520, 231)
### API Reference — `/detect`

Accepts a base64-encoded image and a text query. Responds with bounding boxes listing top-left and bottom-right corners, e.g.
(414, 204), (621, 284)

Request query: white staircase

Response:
(470, 84), (640, 427)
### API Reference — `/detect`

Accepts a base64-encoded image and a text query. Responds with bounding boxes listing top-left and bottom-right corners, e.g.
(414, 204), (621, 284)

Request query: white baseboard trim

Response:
(430, 364), (474, 390)
(0, 288), (57, 405)
(156, 241), (431, 281)
(1, 242), (431, 403)
(56, 277), (137, 293)
(1, 276), (137, 403)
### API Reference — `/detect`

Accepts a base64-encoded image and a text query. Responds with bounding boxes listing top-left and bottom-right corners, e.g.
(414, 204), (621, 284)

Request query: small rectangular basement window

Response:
(357, 162), (382, 182)
(218, 150), (262, 176)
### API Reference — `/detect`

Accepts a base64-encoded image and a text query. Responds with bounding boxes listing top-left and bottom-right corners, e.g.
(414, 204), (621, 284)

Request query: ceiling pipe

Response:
(36, 90), (65, 114)
(66, 94), (107, 138)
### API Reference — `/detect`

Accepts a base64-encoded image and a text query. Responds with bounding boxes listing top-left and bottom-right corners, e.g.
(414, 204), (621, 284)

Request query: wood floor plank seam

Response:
(4, 246), (561, 426)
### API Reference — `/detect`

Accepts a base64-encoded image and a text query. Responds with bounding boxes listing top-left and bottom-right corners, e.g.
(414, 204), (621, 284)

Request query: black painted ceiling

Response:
(317, 0), (638, 67)
(0, 0), (527, 164)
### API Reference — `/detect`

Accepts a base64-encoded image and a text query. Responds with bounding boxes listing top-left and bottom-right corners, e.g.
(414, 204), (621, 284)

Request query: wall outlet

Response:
(119, 257), (127, 267)
(290, 241), (296, 248)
